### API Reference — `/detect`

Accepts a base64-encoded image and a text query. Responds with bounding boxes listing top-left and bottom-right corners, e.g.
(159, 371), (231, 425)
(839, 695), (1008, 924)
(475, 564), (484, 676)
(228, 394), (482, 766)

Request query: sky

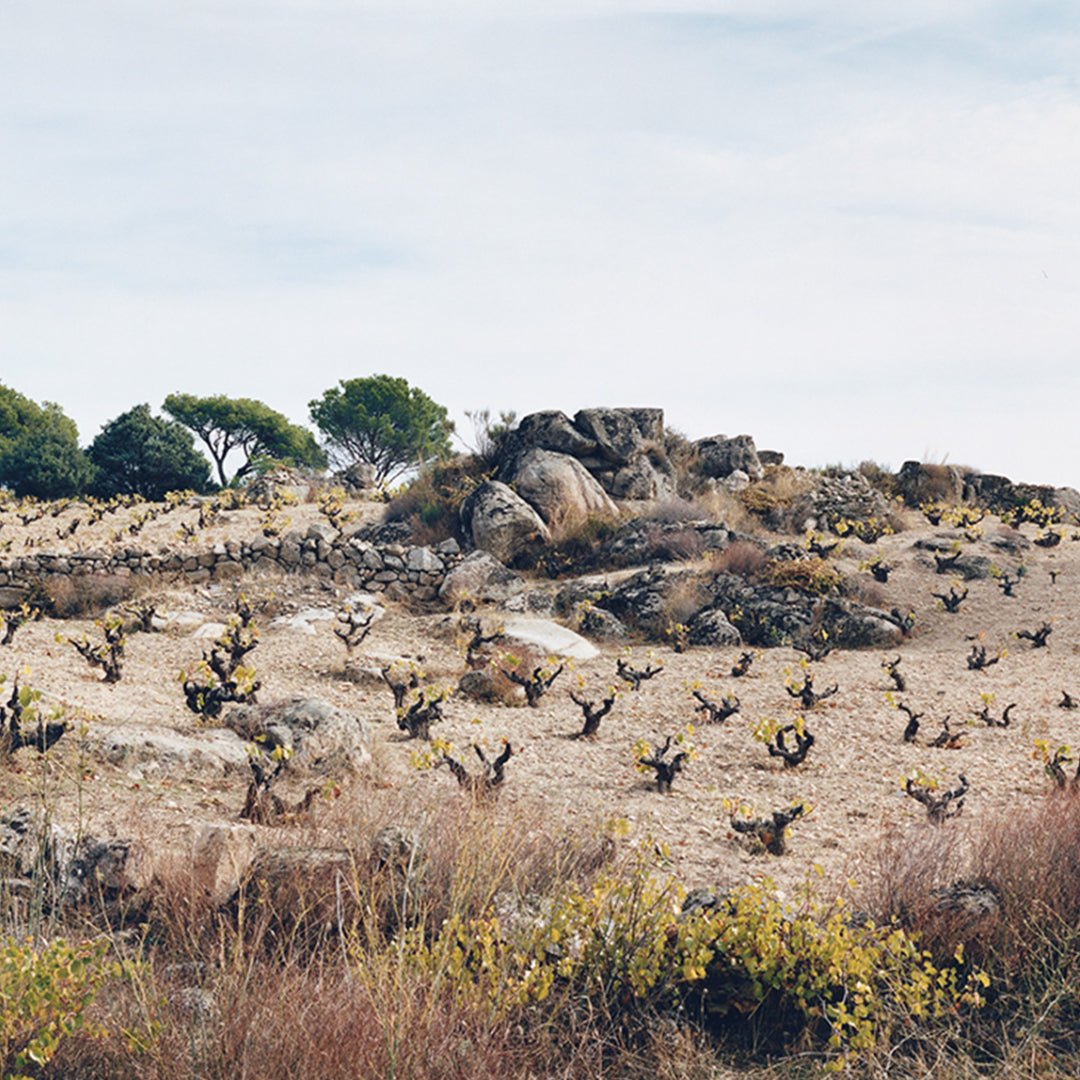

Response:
(2, 1), (1079, 486)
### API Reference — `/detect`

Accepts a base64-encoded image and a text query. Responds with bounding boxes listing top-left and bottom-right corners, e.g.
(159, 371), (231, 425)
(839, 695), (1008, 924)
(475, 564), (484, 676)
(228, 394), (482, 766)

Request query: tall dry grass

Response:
(858, 789), (1080, 1075)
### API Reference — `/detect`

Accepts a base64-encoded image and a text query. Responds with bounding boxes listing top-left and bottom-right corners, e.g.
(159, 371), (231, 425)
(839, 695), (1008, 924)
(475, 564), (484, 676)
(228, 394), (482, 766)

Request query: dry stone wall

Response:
(0, 525), (462, 605)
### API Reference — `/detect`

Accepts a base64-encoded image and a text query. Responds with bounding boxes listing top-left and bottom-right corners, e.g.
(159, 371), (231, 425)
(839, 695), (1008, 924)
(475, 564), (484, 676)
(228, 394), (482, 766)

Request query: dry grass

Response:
(707, 540), (769, 580)
(857, 791), (1080, 1073)
(43, 573), (146, 619)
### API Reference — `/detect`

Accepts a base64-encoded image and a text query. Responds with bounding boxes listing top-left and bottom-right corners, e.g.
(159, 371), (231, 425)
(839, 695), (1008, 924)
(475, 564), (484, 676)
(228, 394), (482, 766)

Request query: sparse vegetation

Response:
(181, 597), (260, 718)
(904, 771), (969, 822)
(62, 613), (126, 683)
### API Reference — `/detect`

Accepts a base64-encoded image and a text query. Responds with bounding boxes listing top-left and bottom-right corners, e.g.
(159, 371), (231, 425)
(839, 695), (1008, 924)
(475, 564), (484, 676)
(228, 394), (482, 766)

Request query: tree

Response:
(308, 375), (454, 485)
(162, 394), (326, 487)
(88, 404), (211, 499)
(0, 384), (93, 498)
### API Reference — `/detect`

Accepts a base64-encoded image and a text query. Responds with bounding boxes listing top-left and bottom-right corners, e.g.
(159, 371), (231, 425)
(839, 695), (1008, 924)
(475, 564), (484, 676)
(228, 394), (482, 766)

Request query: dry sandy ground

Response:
(2, 497), (1079, 902)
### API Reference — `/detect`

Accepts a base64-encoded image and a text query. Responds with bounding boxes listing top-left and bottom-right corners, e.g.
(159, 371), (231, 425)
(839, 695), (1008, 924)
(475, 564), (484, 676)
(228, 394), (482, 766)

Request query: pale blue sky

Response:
(2, 2), (1078, 484)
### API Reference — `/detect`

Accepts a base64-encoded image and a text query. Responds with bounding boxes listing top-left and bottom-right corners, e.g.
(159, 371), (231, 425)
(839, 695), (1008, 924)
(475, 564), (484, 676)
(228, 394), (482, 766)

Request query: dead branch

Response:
(785, 671), (837, 710)
(381, 664), (420, 710)
(889, 609), (917, 637)
(691, 690), (740, 725)
(996, 573), (1021, 597)
(616, 657), (663, 691)
(934, 551), (963, 574)
(638, 735), (688, 794)
(120, 599), (159, 634)
(731, 652), (754, 678)
(502, 663), (564, 707)
(905, 774), (968, 823)
(883, 656), (906, 693)
(1, 605), (40, 647)
(397, 691), (446, 739)
(334, 607), (377, 653)
(731, 803), (806, 855)
(896, 701), (922, 744)
(1017, 623), (1052, 649)
(976, 702), (1016, 728)
(767, 724), (815, 768)
(68, 618), (125, 683)
(462, 617), (505, 668)
(929, 715), (965, 750)
(0, 677), (68, 754)
(240, 754), (318, 824)
(569, 690), (618, 739)
(967, 645), (1000, 671)
(932, 585), (968, 613)
(1058, 690), (1078, 710)
(1045, 749), (1080, 792)
(793, 630), (833, 662)
(439, 741), (513, 799)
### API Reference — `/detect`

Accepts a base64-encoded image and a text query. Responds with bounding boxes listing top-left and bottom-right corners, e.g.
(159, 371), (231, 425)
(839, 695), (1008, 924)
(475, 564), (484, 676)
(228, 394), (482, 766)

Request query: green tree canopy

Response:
(0, 384), (93, 498)
(162, 393), (327, 487)
(88, 404), (212, 500)
(308, 375), (454, 485)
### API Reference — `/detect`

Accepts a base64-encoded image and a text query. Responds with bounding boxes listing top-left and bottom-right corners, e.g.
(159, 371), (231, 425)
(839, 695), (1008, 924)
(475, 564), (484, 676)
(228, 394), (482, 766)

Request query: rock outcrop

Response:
(506, 448), (619, 525)
(460, 481), (550, 565)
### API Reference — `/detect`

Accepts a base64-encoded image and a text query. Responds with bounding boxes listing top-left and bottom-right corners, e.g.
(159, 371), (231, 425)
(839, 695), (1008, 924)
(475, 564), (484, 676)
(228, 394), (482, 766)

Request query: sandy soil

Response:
(2, 497), (1078, 901)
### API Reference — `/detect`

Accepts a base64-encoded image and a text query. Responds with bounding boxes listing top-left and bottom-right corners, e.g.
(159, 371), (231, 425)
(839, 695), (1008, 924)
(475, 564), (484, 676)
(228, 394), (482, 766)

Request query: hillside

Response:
(2, 432), (1080, 1078)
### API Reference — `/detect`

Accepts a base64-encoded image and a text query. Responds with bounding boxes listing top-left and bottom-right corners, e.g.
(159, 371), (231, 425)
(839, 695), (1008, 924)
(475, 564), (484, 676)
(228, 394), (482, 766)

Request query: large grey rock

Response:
(602, 568), (704, 637)
(573, 408), (644, 467)
(335, 461), (377, 494)
(461, 481), (550, 564)
(508, 448), (618, 525)
(439, 551), (526, 605)
(687, 608), (742, 647)
(499, 615), (600, 661)
(575, 605), (629, 640)
(827, 607), (904, 648)
(695, 434), (764, 482)
(1, 807), (153, 913)
(187, 823), (259, 905)
(86, 725), (250, 776)
(621, 407), (665, 443)
(226, 698), (371, 776)
(244, 468), (311, 504)
(600, 455), (677, 501)
(511, 410), (597, 459)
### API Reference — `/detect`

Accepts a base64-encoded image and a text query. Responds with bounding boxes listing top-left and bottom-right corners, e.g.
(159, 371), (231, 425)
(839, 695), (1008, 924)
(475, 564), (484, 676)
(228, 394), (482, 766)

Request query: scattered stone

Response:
(687, 608), (742, 647)
(225, 698), (371, 776)
(86, 725), (250, 776)
(439, 551), (525, 605)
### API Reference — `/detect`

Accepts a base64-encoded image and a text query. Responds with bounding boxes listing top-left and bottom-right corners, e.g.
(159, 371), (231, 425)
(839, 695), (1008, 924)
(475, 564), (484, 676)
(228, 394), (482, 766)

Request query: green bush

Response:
(388, 852), (986, 1069)
(0, 936), (130, 1077)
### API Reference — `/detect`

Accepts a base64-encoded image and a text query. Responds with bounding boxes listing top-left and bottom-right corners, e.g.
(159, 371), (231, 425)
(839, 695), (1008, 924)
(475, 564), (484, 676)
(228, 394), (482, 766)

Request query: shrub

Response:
(860, 791), (1080, 1069)
(0, 936), (132, 1076)
(539, 514), (619, 577)
(383, 456), (485, 546)
(43, 574), (143, 619)
(707, 539), (769, 579)
(762, 558), (843, 595)
(857, 460), (899, 499)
